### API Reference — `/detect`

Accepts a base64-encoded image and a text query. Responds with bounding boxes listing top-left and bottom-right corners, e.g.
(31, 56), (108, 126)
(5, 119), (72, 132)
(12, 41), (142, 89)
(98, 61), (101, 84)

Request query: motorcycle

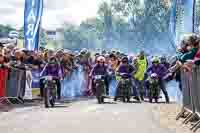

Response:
(114, 73), (132, 102)
(93, 75), (106, 104)
(148, 73), (160, 103)
(41, 76), (57, 108)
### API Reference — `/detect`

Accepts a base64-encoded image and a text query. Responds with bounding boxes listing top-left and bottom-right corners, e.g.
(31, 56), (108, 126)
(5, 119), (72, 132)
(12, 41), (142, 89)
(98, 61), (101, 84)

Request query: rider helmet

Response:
(97, 56), (106, 63)
(160, 56), (167, 62)
(150, 73), (158, 78)
(80, 48), (87, 55)
(151, 57), (160, 64)
(49, 57), (57, 64)
(122, 56), (129, 63)
(102, 50), (107, 55)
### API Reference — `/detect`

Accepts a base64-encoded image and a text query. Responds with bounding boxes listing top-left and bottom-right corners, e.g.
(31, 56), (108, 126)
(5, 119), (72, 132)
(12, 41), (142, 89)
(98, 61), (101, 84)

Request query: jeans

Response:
(158, 79), (170, 103)
(134, 79), (144, 100)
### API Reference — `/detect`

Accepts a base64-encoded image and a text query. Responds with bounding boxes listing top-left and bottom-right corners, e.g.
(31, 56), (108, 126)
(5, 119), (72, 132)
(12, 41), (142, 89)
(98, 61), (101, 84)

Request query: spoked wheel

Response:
(101, 97), (104, 103)
(122, 97), (126, 103)
(97, 97), (101, 104)
(50, 96), (55, 107)
(149, 98), (153, 103)
(127, 96), (130, 103)
(155, 98), (158, 103)
(114, 97), (117, 102)
(44, 89), (50, 108)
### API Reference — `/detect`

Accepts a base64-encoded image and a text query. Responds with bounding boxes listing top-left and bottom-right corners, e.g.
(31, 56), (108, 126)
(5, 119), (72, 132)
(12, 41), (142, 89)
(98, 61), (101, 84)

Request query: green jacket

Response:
(176, 51), (184, 60)
(179, 48), (198, 63)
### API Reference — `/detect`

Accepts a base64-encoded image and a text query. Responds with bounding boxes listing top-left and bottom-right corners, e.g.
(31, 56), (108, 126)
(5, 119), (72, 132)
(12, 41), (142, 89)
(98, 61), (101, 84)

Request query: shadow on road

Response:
(102, 102), (117, 104)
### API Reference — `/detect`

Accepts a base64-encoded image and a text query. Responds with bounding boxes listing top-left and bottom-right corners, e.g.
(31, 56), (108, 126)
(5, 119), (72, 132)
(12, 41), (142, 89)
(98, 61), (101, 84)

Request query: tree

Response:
(63, 23), (88, 49)
(39, 28), (48, 47)
(0, 24), (15, 33)
(110, 0), (173, 48)
(18, 27), (24, 39)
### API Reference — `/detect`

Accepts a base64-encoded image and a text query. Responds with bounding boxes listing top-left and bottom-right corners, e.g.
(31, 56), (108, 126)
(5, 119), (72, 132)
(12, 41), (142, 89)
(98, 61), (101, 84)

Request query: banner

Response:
(0, 69), (8, 97)
(183, 0), (194, 33)
(194, 0), (200, 33)
(175, 0), (184, 44)
(24, 0), (43, 50)
(6, 68), (26, 98)
(31, 70), (40, 98)
(169, 0), (177, 36)
(24, 71), (33, 100)
(169, 0), (177, 48)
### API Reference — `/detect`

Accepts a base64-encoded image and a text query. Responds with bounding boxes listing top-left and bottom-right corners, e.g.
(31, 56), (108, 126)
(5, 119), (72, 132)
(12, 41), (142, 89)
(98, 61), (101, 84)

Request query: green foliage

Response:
(39, 28), (48, 47)
(0, 24), (15, 34)
(18, 27), (24, 39)
(63, 0), (174, 52)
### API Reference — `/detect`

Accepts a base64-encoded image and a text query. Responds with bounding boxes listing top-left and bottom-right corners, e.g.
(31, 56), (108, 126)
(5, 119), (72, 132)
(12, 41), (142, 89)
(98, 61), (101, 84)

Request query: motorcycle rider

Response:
(146, 73), (160, 103)
(114, 56), (135, 102)
(90, 56), (109, 95)
(160, 56), (173, 82)
(160, 56), (170, 69)
(41, 56), (63, 100)
(146, 57), (170, 103)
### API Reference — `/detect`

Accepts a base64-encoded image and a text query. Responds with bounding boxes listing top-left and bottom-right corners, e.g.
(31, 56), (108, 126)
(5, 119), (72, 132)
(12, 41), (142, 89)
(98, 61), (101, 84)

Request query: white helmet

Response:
(97, 56), (105, 62)
(151, 73), (158, 78)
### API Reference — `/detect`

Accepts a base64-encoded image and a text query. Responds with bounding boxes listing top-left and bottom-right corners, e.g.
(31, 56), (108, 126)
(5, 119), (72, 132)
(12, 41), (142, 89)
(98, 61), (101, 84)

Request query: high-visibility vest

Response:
(134, 57), (147, 81)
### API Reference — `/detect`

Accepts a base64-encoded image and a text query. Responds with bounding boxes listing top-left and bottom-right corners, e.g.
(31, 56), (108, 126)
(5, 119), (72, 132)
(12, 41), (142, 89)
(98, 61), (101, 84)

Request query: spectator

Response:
(179, 35), (199, 63)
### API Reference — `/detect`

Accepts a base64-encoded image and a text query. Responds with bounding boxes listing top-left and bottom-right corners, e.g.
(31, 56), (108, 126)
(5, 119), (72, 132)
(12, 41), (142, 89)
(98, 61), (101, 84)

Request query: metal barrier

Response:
(176, 68), (194, 122)
(190, 66), (200, 132)
(0, 68), (9, 103)
(0, 67), (26, 104)
(176, 65), (200, 132)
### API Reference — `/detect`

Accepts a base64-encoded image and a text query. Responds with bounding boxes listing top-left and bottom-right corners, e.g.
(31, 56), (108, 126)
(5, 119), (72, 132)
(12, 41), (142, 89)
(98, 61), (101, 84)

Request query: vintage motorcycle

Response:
(93, 75), (106, 104)
(147, 73), (160, 103)
(114, 73), (132, 103)
(41, 76), (57, 108)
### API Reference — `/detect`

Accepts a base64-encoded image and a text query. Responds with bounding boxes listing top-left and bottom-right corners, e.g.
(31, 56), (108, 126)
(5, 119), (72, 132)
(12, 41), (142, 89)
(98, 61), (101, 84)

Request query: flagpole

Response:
(193, 0), (196, 33)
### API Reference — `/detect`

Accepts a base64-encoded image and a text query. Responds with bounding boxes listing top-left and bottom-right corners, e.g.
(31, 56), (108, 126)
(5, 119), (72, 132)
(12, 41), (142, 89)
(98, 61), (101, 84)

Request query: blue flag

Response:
(169, 0), (177, 35)
(24, 0), (43, 51)
(183, 0), (194, 33)
(169, 0), (177, 47)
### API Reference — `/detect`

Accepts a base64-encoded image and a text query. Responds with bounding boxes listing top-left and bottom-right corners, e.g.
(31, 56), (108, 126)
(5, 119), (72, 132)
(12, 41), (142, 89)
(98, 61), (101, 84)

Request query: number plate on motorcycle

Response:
(47, 76), (53, 80)
(95, 75), (102, 79)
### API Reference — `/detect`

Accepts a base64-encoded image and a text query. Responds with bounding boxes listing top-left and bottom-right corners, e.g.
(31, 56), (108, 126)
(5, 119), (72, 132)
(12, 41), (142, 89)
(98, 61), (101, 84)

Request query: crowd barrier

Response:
(176, 65), (200, 132)
(0, 67), (26, 104)
(0, 66), (93, 104)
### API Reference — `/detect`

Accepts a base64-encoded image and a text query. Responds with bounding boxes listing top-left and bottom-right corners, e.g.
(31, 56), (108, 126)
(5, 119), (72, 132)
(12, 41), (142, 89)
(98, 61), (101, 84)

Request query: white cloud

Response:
(0, 0), (101, 29)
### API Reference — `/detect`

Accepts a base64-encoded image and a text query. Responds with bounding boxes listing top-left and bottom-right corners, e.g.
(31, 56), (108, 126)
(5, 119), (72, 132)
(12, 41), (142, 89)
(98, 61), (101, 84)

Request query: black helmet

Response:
(49, 57), (57, 64)
(122, 56), (128, 63)
(160, 56), (167, 62)
(95, 52), (100, 57)
(102, 50), (107, 55)
(80, 48), (87, 55)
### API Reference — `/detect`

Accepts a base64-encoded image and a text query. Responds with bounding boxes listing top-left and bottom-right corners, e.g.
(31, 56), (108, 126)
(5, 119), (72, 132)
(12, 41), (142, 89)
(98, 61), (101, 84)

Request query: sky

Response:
(0, 0), (102, 29)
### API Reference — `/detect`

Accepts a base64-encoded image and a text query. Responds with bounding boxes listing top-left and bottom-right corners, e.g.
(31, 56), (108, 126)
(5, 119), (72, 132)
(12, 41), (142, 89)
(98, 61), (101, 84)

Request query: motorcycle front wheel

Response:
(97, 97), (101, 104)
(101, 97), (104, 103)
(50, 96), (55, 107)
(44, 89), (50, 108)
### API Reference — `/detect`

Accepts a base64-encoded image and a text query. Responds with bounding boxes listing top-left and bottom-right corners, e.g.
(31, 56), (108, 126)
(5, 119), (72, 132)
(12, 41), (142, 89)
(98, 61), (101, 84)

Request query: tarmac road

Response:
(0, 98), (192, 133)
